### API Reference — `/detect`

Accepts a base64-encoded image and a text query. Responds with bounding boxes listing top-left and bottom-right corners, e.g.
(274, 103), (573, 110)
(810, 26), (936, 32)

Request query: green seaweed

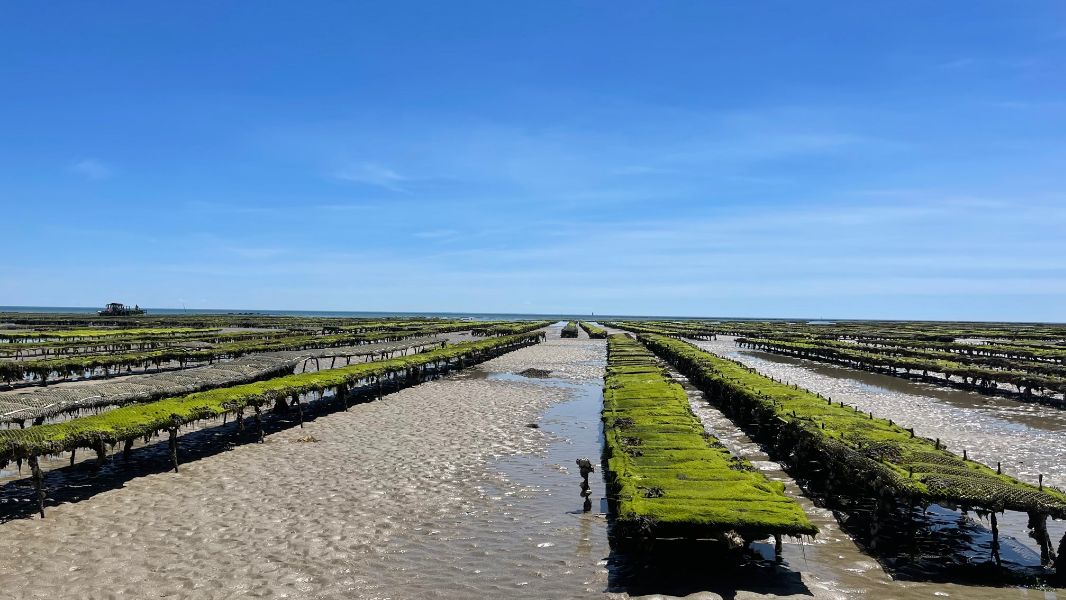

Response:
(579, 322), (607, 339)
(0, 329), (437, 384)
(638, 334), (1066, 518)
(603, 334), (817, 539)
(0, 332), (545, 465)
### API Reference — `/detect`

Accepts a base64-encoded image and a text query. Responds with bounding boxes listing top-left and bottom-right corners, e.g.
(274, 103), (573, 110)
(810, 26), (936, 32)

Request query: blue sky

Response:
(2, 2), (1064, 321)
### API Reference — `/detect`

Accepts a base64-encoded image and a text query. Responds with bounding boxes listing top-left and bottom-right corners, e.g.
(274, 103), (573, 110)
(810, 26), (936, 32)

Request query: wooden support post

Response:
(272, 394), (289, 414)
(254, 404), (264, 443)
(1054, 531), (1066, 583)
(1029, 512), (1053, 566)
(94, 440), (108, 470)
(168, 428), (179, 473)
(990, 511), (1001, 567)
(28, 455), (44, 518)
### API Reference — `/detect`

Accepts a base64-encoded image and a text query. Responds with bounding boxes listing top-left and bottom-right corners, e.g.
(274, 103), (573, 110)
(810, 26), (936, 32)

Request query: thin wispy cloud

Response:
(413, 229), (460, 239)
(332, 162), (408, 192)
(224, 245), (289, 260)
(70, 158), (112, 180)
(313, 202), (380, 212)
(184, 201), (285, 217)
(935, 56), (1041, 73)
(609, 165), (674, 176)
(985, 100), (1066, 111)
(937, 58), (975, 70)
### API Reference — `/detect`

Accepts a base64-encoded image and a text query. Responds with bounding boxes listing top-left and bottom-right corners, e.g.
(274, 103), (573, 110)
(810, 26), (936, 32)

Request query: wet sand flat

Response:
(0, 331), (604, 599)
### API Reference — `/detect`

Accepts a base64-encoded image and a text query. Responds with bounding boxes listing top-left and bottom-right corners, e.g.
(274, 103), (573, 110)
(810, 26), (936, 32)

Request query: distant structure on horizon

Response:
(98, 302), (146, 316)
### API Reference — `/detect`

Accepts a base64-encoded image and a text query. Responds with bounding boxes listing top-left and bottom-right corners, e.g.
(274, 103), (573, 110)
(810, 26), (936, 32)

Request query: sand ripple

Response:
(0, 333), (605, 599)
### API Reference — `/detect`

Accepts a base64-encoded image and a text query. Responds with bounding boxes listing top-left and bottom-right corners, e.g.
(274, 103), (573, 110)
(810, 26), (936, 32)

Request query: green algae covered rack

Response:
(638, 333), (1066, 568)
(602, 334), (816, 543)
(579, 322), (607, 339)
(0, 332), (546, 518)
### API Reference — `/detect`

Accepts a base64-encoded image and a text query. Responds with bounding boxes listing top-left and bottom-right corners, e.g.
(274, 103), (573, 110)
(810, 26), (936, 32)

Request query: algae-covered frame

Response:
(637, 333), (1066, 521)
(602, 334), (817, 541)
(0, 332), (545, 469)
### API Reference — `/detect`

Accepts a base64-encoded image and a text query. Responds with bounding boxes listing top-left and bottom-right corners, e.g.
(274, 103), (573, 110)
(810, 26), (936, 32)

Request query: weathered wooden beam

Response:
(94, 440), (108, 470)
(168, 428), (179, 472)
(28, 455), (44, 518)
(253, 404), (264, 443)
(990, 511), (1001, 567)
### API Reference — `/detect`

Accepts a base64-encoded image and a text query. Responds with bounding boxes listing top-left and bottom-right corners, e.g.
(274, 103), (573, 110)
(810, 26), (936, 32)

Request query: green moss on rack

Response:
(579, 322), (607, 339)
(0, 329), (434, 384)
(0, 332), (544, 465)
(735, 337), (1066, 399)
(638, 334), (1066, 518)
(0, 327), (221, 342)
(470, 321), (552, 337)
(603, 334), (816, 539)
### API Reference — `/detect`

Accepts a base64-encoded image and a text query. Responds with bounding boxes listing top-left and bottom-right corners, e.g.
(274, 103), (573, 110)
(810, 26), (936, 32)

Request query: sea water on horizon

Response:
(4, 307), (1059, 325)
(0, 306), (763, 322)
(0, 305), (651, 322)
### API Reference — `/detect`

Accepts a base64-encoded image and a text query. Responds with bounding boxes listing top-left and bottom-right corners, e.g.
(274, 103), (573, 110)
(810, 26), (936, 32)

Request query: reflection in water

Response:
(496, 373), (817, 598)
(606, 538), (812, 598)
(578, 511), (593, 558)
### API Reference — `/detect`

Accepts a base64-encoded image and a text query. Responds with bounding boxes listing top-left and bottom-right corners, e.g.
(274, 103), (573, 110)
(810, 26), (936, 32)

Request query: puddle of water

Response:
(490, 371), (825, 598)
(426, 371), (614, 597)
(489, 372), (584, 389)
(333, 339), (616, 599)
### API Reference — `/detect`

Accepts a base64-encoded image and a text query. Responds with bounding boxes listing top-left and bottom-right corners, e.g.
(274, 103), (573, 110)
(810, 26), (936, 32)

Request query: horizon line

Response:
(0, 305), (1062, 326)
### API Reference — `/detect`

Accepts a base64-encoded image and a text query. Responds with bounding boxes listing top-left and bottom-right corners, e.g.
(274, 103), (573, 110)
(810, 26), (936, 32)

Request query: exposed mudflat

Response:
(0, 329), (610, 599)
(0, 328), (1062, 598)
